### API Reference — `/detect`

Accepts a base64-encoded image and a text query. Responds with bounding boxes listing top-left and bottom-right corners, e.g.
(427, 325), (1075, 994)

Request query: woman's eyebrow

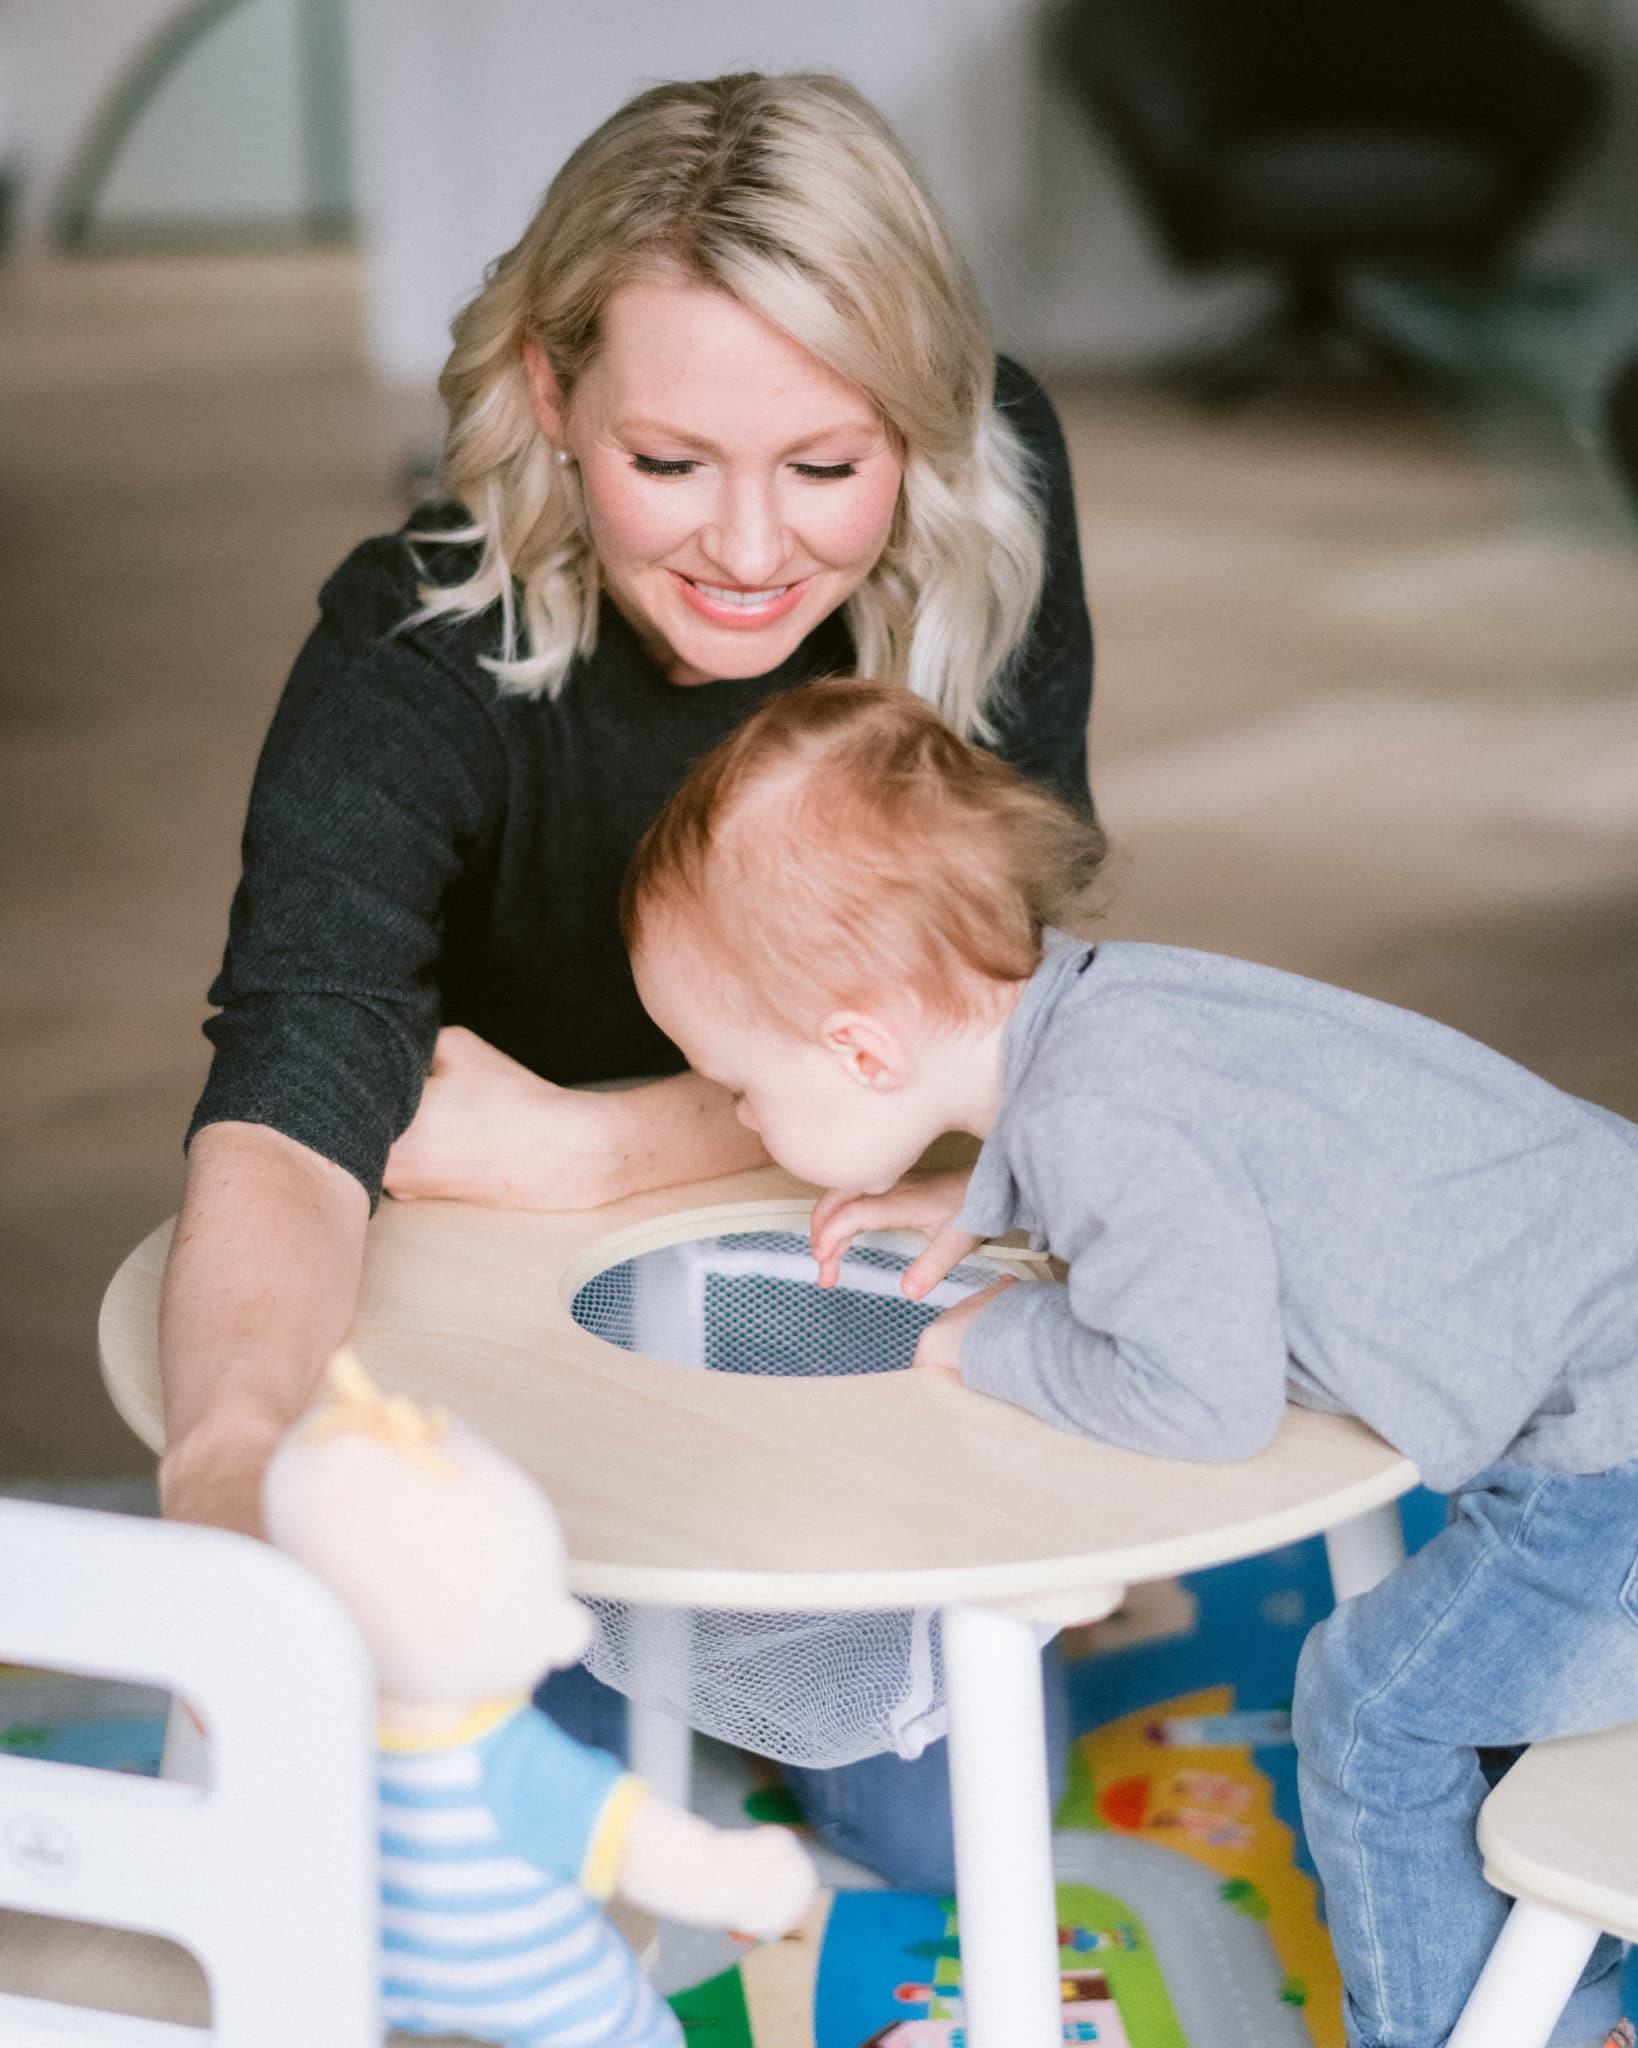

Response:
(614, 417), (883, 456)
(615, 418), (720, 453)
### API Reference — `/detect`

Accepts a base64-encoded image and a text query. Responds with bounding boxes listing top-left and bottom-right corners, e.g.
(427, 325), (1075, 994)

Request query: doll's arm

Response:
(613, 1798), (816, 1939)
(484, 1708), (815, 1938)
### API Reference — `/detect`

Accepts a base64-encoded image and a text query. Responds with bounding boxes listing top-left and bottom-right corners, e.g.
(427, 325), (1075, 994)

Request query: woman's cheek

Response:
(584, 466), (696, 566)
(822, 473), (901, 570)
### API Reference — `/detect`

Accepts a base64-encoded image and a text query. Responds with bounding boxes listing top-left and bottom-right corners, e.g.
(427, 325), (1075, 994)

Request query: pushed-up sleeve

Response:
(957, 1105), (1290, 1460)
(984, 357), (1095, 816)
(186, 558), (505, 1202)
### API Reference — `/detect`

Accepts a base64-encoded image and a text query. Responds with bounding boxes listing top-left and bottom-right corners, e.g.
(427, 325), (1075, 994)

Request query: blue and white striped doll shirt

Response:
(378, 1698), (680, 2047)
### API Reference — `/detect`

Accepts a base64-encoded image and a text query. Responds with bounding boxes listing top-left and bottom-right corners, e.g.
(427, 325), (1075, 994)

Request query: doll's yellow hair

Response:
(300, 1348), (458, 1481)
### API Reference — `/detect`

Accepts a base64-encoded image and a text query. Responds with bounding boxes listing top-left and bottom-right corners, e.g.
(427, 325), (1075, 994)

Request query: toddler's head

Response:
(624, 678), (1105, 1190)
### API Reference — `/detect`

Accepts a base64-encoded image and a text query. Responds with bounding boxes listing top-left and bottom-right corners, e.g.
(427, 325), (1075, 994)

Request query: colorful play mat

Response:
(666, 1489), (1638, 2048)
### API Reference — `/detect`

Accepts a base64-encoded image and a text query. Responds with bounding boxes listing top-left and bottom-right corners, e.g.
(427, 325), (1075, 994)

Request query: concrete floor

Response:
(3, 249), (1636, 1483)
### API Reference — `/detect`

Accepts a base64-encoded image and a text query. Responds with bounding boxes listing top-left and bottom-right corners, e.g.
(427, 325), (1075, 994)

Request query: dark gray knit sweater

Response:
(189, 359), (1094, 1200)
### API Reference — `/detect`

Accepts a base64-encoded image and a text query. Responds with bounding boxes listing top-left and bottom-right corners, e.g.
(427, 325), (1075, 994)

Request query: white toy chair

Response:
(1448, 1720), (1638, 2048)
(0, 1497), (379, 2046)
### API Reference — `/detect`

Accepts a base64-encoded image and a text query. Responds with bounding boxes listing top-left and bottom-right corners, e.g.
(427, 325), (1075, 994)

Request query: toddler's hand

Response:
(911, 1276), (1017, 1381)
(810, 1170), (979, 1295)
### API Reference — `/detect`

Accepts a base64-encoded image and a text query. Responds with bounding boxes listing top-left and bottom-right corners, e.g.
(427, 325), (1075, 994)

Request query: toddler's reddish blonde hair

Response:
(622, 679), (1107, 1031)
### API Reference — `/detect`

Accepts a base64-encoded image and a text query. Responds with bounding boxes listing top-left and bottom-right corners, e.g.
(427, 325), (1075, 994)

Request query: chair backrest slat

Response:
(0, 1500), (380, 2045)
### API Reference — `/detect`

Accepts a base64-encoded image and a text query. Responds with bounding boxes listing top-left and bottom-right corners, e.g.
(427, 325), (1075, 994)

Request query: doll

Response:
(262, 1349), (816, 2047)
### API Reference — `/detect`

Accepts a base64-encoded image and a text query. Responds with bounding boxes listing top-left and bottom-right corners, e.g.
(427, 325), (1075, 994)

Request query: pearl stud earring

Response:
(555, 448), (573, 467)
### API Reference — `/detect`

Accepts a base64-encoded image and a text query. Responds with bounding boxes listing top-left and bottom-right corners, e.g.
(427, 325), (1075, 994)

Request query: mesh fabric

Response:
(568, 1230), (1007, 1765)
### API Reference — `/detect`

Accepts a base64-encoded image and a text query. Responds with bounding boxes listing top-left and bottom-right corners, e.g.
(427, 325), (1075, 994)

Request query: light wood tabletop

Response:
(99, 1163), (1418, 1620)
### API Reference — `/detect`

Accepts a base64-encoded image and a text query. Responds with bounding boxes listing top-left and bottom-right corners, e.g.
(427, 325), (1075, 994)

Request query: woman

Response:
(161, 71), (1092, 1888)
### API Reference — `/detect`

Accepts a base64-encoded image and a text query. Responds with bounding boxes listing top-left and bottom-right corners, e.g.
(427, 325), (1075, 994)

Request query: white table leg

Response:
(627, 1699), (693, 1810)
(626, 1605), (693, 1809)
(1446, 1898), (1602, 2048)
(942, 1603), (1062, 2048)
(1324, 1501), (1407, 1603)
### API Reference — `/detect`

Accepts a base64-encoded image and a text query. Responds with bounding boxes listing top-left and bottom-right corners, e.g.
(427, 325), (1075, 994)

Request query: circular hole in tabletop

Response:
(568, 1227), (1008, 1376)
(564, 1225), (1021, 1767)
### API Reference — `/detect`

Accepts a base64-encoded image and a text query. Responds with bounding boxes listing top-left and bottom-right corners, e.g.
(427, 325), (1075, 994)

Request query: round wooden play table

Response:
(100, 1162), (1419, 2048)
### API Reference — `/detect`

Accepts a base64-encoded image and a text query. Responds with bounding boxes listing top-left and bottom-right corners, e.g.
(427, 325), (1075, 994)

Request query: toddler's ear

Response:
(821, 1011), (904, 1089)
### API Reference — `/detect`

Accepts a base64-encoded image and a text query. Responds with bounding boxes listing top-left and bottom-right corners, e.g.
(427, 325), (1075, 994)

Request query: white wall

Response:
(0, 0), (180, 238)
(95, 0), (308, 231)
(3, 0), (1628, 368)
(342, 0), (1273, 386)
(344, 0), (1638, 388)
(0, 0), (338, 242)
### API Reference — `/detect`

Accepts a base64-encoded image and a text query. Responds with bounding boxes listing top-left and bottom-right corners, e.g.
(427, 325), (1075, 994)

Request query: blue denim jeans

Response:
(539, 1637), (1071, 1894)
(1294, 1457), (1638, 2048)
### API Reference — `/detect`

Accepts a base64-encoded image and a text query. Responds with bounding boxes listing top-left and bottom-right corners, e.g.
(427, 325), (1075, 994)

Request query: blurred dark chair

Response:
(1053, 0), (1606, 395)
(1609, 350), (1638, 508)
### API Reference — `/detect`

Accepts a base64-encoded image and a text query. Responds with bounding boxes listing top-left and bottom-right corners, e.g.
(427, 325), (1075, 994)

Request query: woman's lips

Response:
(671, 570), (809, 628)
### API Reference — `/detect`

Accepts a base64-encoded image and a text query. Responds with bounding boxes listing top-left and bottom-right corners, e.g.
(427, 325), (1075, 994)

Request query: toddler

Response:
(622, 677), (1638, 2048)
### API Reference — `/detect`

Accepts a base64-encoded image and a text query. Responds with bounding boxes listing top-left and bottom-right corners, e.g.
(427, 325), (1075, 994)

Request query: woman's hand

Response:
(158, 1122), (370, 1539)
(385, 1028), (767, 1211)
(158, 1396), (287, 1539)
(385, 1028), (618, 1209)
(809, 1168), (980, 1295)
(911, 1275), (1017, 1382)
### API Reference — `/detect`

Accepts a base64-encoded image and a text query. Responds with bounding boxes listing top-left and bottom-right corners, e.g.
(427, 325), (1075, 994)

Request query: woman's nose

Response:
(703, 478), (789, 588)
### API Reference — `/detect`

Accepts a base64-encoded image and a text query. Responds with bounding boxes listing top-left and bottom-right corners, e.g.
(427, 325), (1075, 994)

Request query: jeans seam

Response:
(1510, 1466), (1558, 1552)
(1620, 1548), (1638, 1631)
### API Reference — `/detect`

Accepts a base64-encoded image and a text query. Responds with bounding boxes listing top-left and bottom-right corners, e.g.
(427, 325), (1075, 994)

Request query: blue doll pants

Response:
(539, 1636), (1070, 1893)
(1294, 1456), (1638, 2048)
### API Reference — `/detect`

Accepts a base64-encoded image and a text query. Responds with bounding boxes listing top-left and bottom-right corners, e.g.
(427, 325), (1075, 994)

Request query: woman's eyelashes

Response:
(628, 454), (859, 480)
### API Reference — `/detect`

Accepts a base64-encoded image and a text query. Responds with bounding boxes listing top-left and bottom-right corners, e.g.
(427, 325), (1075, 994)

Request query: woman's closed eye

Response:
(629, 454), (859, 481)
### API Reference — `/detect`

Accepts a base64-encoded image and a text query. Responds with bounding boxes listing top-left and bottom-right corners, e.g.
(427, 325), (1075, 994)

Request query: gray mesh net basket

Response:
(568, 1228), (1010, 1767)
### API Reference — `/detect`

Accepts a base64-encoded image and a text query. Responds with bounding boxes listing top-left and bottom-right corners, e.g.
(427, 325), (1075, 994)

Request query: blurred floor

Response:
(2, 250), (1636, 1482)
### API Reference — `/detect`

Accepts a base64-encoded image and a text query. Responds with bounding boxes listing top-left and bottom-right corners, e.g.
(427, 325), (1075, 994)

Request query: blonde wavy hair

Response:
(415, 71), (1046, 739)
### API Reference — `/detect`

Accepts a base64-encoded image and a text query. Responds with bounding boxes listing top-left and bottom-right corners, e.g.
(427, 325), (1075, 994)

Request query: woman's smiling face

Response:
(524, 275), (904, 687)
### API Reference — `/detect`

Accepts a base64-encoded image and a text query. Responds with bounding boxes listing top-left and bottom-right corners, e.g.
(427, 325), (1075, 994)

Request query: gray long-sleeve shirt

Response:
(956, 940), (1638, 1490)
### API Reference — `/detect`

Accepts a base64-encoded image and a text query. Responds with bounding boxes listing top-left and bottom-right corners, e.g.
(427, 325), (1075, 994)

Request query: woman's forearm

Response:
(158, 1121), (370, 1534)
(597, 1068), (769, 1202)
(384, 1028), (767, 1210)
